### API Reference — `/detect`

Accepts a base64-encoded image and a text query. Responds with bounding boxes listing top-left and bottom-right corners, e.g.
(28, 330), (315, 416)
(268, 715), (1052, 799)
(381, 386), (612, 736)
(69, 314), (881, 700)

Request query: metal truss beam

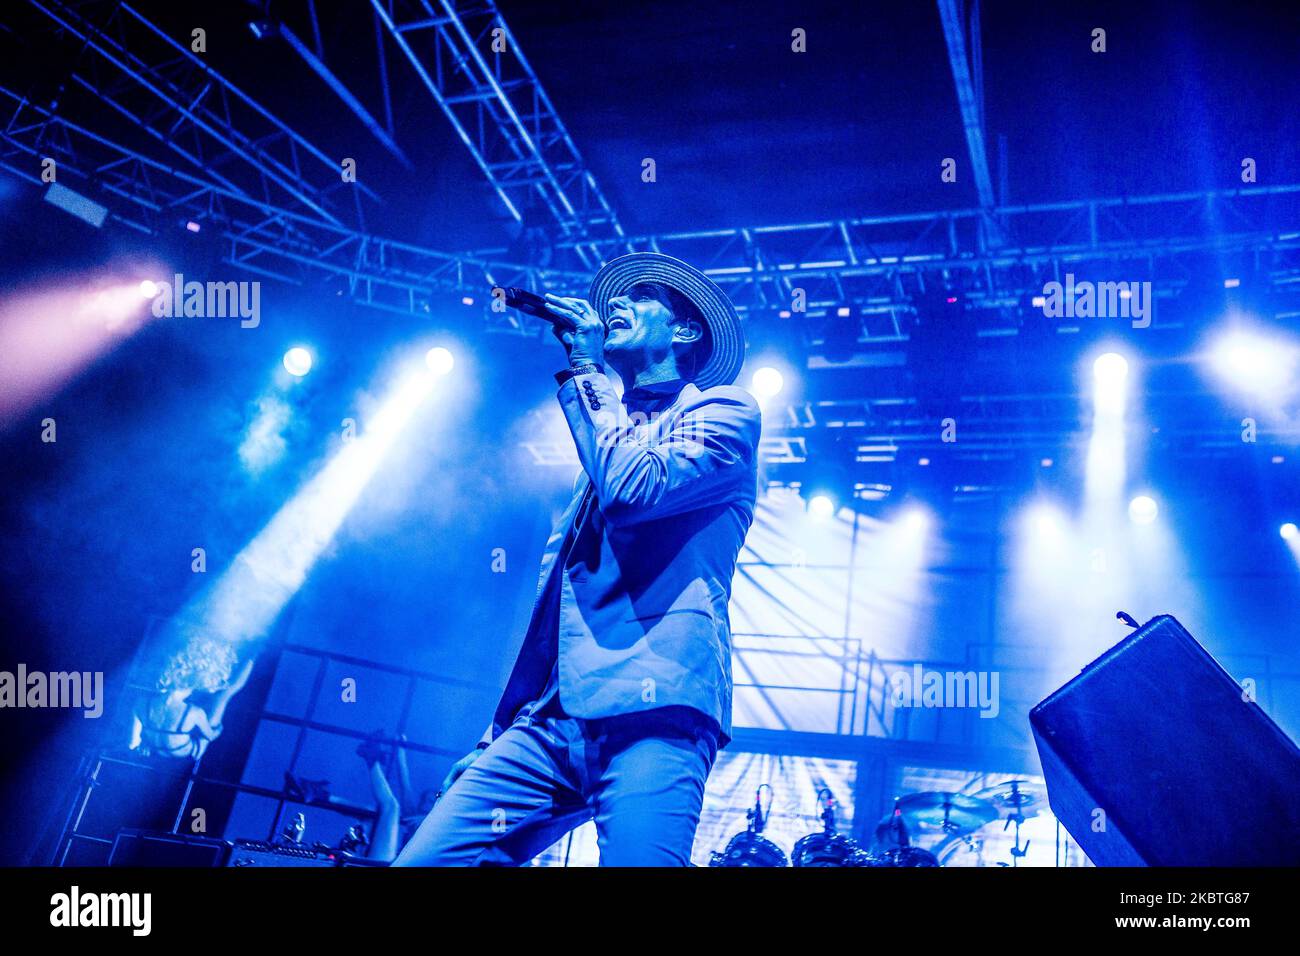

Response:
(7, 0), (1300, 344)
(0, 84), (583, 329)
(27, 0), (378, 229)
(513, 186), (1300, 339)
(10, 65), (1300, 344)
(937, 0), (997, 211)
(277, 20), (413, 170)
(371, 0), (627, 266)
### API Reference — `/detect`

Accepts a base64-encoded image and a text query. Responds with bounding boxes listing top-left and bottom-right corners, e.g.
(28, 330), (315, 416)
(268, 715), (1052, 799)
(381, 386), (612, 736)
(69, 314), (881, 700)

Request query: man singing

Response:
(394, 253), (761, 866)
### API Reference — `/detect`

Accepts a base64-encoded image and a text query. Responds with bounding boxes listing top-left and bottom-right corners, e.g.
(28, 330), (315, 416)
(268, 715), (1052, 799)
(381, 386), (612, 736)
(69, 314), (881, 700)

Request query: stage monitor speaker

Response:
(1030, 614), (1300, 866)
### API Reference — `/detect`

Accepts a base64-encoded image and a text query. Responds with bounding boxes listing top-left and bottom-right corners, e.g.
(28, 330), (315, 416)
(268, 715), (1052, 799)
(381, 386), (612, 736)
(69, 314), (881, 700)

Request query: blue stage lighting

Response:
(808, 494), (836, 518)
(899, 506), (930, 533)
(751, 366), (784, 398)
(1281, 522), (1298, 541)
(1128, 494), (1159, 525)
(1093, 351), (1129, 388)
(1209, 329), (1298, 399)
(1091, 351), (1130, 418)
(425, 347), (455, 375)
(283, 347), (313, 377)
(1025, 503), (1065, 539)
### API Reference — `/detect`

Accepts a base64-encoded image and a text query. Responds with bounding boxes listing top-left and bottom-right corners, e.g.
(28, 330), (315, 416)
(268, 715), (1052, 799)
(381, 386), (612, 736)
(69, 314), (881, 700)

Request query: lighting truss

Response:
(0, 84), (584, 325)
(526, 187), (1300, 330)
(4, 0), (1300, 345)
(371, 0), (630, 267)
(25, 0), (378, 228)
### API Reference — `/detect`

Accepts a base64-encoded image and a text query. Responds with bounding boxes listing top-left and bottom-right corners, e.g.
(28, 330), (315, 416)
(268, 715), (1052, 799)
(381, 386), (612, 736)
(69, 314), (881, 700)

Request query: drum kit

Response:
(709, 779), (1047, 868)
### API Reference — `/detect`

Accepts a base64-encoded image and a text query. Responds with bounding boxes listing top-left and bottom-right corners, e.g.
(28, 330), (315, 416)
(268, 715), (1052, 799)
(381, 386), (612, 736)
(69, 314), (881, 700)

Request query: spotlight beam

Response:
(170, 365), (437, 646)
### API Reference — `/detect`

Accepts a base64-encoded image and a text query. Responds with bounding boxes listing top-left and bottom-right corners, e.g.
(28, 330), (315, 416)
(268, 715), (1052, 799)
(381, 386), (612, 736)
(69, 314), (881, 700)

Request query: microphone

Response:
(502, 286), (588, 331)
(500, 287), (552, 321)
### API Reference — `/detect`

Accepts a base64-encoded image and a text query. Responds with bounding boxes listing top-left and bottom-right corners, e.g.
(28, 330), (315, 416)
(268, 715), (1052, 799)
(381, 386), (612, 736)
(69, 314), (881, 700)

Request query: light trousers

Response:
(392, 706), (718, 867)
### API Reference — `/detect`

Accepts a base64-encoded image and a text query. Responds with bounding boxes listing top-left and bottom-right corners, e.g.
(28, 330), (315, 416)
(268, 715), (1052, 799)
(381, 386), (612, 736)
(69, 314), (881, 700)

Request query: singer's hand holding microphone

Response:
(543, 292), (606, 367)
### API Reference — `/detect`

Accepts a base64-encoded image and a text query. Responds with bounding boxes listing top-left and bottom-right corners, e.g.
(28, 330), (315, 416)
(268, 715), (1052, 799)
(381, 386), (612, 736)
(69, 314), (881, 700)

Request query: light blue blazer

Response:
(489, 371), (762, 747)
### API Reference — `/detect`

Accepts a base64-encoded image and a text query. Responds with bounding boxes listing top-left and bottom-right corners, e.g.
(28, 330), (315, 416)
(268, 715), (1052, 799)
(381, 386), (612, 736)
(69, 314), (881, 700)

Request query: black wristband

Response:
(554, 363), (603, 386)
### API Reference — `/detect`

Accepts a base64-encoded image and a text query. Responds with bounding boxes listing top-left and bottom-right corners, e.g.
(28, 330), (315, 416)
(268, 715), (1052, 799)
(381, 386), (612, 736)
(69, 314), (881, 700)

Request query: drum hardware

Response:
(872, 845), (940, 867)
(708, 784), (789, 867)
(1001, 780), (1031, 867)
(863, 795), (942, 867)
(930, 780), (1050, 867)
(791, 788), (870, 867)
(879, 796), (913, 846)
(895, 791), (999, 835)
(969, 778), (1044, 867)
(937, 832), (987, 867)
(711, 783), (1040, 869)
(872, 791), (997, 852)
(972, 778), (1045, 821)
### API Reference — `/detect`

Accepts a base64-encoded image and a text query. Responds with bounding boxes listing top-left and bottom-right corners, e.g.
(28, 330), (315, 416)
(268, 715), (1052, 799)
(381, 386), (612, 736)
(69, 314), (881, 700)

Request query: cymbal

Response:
(874, 791), (997, 841)
(969, 779), (1047, 819)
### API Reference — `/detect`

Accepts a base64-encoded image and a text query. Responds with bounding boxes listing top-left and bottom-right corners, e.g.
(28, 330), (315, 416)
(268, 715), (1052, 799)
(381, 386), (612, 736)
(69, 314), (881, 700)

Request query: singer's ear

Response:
(672, 319), (704, 345)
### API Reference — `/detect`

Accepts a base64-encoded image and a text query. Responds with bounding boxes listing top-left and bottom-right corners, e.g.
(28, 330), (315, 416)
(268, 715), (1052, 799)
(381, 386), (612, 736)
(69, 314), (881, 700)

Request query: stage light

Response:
(1128, 495), (1158, 525)
(836, 306), (851, 318)
(1282, 523), (1298, 541)
(1, 271), (169, 424)
(1086, 351), (1130, 503)
(44, 183), (107, 228)
(808, 494), (836, 518)
(461, 296), (474, 306)
(1093, 352), (1129, 388)
(1040, 457), (1054, 468)
(1224, 277), (1241, 289)
(1025, 503), (1065, 539)
(425, 346), (455, 375)
(1208, 329), (1298, 399)
(899, 506), (930, 533)
(185, 220), (201, 233)
(1091, 350), (1131, 422)
(1273, 456), (1286, 464)
(283, 347), (313, 377)
(918, 457), (931, 467)
(751, 366), (783, 399)
(138, 279), (160, 299)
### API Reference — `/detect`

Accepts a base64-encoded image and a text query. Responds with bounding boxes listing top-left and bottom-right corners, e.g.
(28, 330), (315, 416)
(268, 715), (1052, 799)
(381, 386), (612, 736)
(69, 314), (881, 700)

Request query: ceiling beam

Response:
(937, 0), (997, 212)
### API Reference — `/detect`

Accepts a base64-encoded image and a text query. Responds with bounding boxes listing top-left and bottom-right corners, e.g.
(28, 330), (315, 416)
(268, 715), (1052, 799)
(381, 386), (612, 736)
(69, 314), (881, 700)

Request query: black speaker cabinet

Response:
(1030, 614), (1300, 866)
